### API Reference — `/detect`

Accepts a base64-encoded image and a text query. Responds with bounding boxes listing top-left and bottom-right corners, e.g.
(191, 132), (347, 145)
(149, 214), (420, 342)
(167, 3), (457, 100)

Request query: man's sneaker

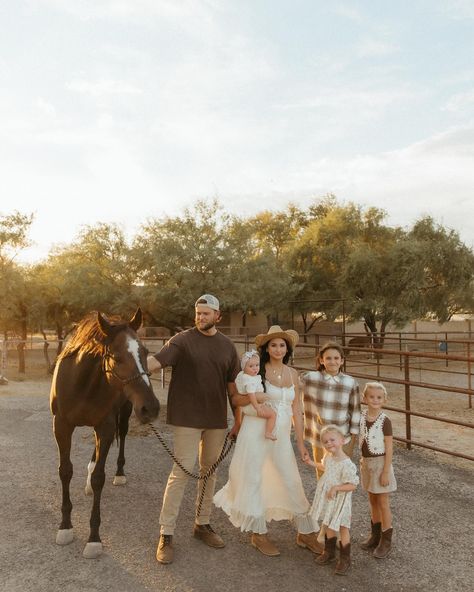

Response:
(156, 534), (173, 564)
(193, 524), (225, 548)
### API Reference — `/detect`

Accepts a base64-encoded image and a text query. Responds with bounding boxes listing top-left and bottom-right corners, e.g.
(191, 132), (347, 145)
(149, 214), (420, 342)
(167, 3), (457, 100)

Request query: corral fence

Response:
(142, 333), (474, 464)
(1, 331), (473, 463)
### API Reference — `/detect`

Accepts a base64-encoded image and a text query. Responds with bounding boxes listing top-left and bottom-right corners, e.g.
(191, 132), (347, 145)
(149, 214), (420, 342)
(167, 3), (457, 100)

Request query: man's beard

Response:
(195, 320), (215, 331)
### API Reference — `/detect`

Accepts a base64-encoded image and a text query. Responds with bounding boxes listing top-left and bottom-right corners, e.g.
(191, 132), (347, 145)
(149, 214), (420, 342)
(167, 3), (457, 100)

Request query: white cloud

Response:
(444, 90), (474, 112)
(356, 38), (399, 58)
(66, 78), (143, 97)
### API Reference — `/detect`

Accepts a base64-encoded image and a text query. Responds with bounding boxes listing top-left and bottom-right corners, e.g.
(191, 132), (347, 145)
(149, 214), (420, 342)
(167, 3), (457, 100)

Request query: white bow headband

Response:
(240, 349), (259, 370)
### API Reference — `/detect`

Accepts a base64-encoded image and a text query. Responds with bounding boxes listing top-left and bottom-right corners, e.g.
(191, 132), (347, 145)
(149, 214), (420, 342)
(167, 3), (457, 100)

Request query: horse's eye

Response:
(113, 355), (124, 364)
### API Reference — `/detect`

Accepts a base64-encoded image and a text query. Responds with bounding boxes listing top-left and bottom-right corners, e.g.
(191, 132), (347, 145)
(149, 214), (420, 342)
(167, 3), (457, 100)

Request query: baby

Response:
(236, 350), (277, 440)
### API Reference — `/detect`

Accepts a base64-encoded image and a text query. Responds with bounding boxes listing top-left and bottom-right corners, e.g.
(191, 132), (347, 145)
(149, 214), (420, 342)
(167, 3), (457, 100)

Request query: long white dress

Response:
(310, 455), (359, 531)
(214, 380), (314, 534)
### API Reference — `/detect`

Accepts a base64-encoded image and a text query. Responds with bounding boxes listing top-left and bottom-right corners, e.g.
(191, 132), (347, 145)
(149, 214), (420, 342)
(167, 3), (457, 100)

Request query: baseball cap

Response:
(195, 294), (220, 311)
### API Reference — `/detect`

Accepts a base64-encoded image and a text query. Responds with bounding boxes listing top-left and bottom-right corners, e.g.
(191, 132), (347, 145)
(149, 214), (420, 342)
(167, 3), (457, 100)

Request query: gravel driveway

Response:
(0, 380), (473, 592)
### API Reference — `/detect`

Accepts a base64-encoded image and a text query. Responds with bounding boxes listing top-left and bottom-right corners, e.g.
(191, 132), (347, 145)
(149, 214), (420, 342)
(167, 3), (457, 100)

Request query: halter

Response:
(102, 346), (151, 386)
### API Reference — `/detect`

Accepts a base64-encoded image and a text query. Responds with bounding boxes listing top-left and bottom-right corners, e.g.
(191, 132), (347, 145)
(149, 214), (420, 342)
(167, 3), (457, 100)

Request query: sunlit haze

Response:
(2, 1), (474, 262)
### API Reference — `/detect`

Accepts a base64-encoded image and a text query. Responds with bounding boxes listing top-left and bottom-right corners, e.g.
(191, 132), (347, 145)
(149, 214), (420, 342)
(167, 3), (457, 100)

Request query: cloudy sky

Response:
(1, 0), (474, 261)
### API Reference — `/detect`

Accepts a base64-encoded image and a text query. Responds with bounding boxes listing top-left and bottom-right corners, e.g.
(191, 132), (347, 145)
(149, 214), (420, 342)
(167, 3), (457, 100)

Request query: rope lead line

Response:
(147, 423), (235, 517)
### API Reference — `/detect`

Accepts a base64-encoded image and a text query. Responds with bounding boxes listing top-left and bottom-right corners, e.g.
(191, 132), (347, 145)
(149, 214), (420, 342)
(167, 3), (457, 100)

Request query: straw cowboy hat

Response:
(255, 325), (299, 349)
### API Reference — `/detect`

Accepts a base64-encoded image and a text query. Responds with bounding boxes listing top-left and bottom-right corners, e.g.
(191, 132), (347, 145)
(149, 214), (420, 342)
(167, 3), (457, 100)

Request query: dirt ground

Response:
(0, 374), (473, 592)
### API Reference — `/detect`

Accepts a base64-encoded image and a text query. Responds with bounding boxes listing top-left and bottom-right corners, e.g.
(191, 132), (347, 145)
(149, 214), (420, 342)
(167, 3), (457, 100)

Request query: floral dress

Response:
(310, 455), (359, 531)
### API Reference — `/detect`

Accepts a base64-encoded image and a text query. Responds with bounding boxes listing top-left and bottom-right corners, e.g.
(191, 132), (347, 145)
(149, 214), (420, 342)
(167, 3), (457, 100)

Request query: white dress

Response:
(214, 380), (314, 534)
(310, 455), (359, 531)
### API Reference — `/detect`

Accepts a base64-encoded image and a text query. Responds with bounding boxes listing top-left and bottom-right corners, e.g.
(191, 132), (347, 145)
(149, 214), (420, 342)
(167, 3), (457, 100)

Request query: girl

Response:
(301, 342), (360, 478)
(236, 350), (277, 440)
(307, 424), (359, 576)
(214, 326), (321, 557)
(359, 381), (396, 559)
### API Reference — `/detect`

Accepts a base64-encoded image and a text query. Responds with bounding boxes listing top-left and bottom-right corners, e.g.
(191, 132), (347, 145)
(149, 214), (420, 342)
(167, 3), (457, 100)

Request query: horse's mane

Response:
(58, 313), (126, 361)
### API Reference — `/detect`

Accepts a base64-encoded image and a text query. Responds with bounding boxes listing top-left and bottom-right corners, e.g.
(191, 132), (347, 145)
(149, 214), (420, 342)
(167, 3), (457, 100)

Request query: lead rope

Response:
(148, 422), (235, 516)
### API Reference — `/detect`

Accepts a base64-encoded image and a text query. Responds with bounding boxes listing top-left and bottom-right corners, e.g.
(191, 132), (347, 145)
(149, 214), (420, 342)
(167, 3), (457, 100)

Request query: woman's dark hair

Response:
(317, 341), (345, 371)
(257, 338), (293, 391)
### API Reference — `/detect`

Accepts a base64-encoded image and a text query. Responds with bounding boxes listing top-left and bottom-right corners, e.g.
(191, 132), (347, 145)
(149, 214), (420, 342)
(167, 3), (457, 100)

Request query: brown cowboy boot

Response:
(315, 535), (337, 565)
(334, 543), (351, 575)
(251, 533), (280, 556)
(296, 532), (324, 554)
(373, 527), (393, 559)
(360, 521), (381, 550)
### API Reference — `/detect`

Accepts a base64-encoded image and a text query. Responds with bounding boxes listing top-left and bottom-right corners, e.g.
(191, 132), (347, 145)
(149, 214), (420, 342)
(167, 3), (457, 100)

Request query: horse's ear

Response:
(129, 307), (142, 332)
(97, 312), (113, 336)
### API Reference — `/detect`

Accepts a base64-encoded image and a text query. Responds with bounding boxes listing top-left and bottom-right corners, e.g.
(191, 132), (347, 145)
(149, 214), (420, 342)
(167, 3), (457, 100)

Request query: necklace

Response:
(270, 365), (284, 380)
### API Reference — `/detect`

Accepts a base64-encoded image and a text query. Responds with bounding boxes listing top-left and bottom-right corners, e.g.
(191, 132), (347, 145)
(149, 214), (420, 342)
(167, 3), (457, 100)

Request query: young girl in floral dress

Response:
(307, 424), (359, 575)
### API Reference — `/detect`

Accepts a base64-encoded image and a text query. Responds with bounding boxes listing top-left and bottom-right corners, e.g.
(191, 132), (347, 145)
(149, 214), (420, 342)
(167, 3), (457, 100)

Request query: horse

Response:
(50, 308), (160, 558)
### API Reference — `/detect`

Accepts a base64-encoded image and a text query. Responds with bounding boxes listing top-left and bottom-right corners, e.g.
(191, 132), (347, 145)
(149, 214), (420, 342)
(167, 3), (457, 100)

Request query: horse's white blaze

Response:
(85, 461), (95, 495)
(126, 336), (151, 386)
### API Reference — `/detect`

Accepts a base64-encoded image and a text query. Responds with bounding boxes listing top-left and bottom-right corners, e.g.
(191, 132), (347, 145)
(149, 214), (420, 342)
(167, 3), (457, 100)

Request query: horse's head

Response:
(98, 308), (160, 423)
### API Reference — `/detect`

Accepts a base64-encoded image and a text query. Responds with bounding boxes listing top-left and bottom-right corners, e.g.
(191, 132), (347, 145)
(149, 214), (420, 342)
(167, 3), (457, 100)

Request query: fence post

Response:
(468, 342), (472, 410)
(445, 332), (449, 368)
(404, 354), (412, 450)
(399, 332), (402, 370)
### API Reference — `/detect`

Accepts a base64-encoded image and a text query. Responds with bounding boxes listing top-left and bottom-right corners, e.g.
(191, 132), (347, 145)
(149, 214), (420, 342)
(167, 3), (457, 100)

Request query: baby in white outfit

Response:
(236, 350), (277, 440)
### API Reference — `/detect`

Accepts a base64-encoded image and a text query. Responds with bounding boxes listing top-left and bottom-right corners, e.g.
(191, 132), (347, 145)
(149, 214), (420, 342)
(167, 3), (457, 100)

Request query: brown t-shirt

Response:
(154, 327), (240, 429)
(361, 415), (393, 458)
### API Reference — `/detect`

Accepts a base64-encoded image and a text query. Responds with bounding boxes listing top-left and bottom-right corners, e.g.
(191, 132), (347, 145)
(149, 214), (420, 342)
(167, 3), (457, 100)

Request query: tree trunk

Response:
(18, 320), (27, 374)
(41, 329), (51, 371)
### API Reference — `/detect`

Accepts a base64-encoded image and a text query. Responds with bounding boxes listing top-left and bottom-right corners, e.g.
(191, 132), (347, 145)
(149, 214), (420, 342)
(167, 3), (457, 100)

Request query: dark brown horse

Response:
(50, 308), (160, 558)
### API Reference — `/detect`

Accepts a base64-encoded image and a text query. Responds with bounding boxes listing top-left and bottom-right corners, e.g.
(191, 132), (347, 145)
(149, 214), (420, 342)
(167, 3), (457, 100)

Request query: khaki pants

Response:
(312, 437), (356, 479)
(159, 426), (227, 535)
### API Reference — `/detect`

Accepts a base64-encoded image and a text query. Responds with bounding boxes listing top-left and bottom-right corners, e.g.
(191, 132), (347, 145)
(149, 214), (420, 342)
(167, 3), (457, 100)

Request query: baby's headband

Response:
(241, 349), (259, 370)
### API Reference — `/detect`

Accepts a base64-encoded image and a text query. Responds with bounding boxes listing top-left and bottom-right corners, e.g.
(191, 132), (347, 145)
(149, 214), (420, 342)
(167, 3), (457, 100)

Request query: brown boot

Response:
(156, 534), (173, 564)
(334, 543), (351, 575)
(360, 521), (381, 550)
(296, 532), (324, 554)
(193, 524), (225, 548)
(315, 536), (337, 565)
(373, 527), (393, 559)
(251, 533), (280, 556)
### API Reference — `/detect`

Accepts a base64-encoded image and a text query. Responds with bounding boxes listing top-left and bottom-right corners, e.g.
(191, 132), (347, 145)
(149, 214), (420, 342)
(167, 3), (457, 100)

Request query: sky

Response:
(1, 0), (474, 262)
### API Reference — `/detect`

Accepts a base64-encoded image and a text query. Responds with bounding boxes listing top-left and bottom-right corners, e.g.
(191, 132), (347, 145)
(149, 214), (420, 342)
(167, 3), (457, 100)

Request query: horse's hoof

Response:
(56, 529), (74, 545)
(84, 483), (93, 496)
(83, 542), (103, 559)
(113, 475), (127, 486)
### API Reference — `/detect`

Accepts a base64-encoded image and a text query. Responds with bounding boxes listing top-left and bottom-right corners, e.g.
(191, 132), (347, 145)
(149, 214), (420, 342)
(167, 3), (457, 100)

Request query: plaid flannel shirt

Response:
(301, 370), (361, 448)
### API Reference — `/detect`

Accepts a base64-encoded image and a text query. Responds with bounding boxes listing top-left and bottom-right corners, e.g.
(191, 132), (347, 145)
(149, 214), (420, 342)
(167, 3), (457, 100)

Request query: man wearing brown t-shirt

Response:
(147, 294), (240, 565)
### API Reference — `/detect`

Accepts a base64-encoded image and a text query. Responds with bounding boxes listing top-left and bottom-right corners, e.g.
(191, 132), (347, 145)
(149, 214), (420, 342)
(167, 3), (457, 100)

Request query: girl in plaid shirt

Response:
(301, 342), (360, 479)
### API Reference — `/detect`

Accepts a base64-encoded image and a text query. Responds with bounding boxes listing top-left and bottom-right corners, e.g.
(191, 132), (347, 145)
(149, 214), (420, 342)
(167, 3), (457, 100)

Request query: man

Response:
(147, 294), (240, 565)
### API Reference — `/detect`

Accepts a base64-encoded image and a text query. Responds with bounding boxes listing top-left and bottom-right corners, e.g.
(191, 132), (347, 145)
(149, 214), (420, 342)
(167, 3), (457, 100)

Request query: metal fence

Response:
(1, 332), (472, 463)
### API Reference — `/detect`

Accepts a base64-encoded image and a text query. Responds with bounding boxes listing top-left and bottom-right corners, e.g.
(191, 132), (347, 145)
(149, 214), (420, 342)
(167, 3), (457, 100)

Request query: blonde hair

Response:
(320, 424), (345, 442)
(363, 381), (388, 401)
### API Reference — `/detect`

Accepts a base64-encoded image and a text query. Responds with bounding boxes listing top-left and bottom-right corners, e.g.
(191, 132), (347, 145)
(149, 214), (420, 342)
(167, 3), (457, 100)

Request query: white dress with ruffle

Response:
(214, 380), (314, 534)
(310, 455), (359, 531)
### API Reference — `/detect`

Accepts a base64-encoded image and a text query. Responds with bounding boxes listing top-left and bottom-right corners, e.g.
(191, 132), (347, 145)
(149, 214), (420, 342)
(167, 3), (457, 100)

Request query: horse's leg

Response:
(83, 418), (114, 559)
(53, 415), (75, 545)
(85, 448), (97, 496)
(113, 400), (132, 486)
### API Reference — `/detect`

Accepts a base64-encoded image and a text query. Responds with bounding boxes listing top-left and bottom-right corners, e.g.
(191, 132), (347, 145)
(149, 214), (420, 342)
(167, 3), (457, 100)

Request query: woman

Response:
(214, 326), (322, 556)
